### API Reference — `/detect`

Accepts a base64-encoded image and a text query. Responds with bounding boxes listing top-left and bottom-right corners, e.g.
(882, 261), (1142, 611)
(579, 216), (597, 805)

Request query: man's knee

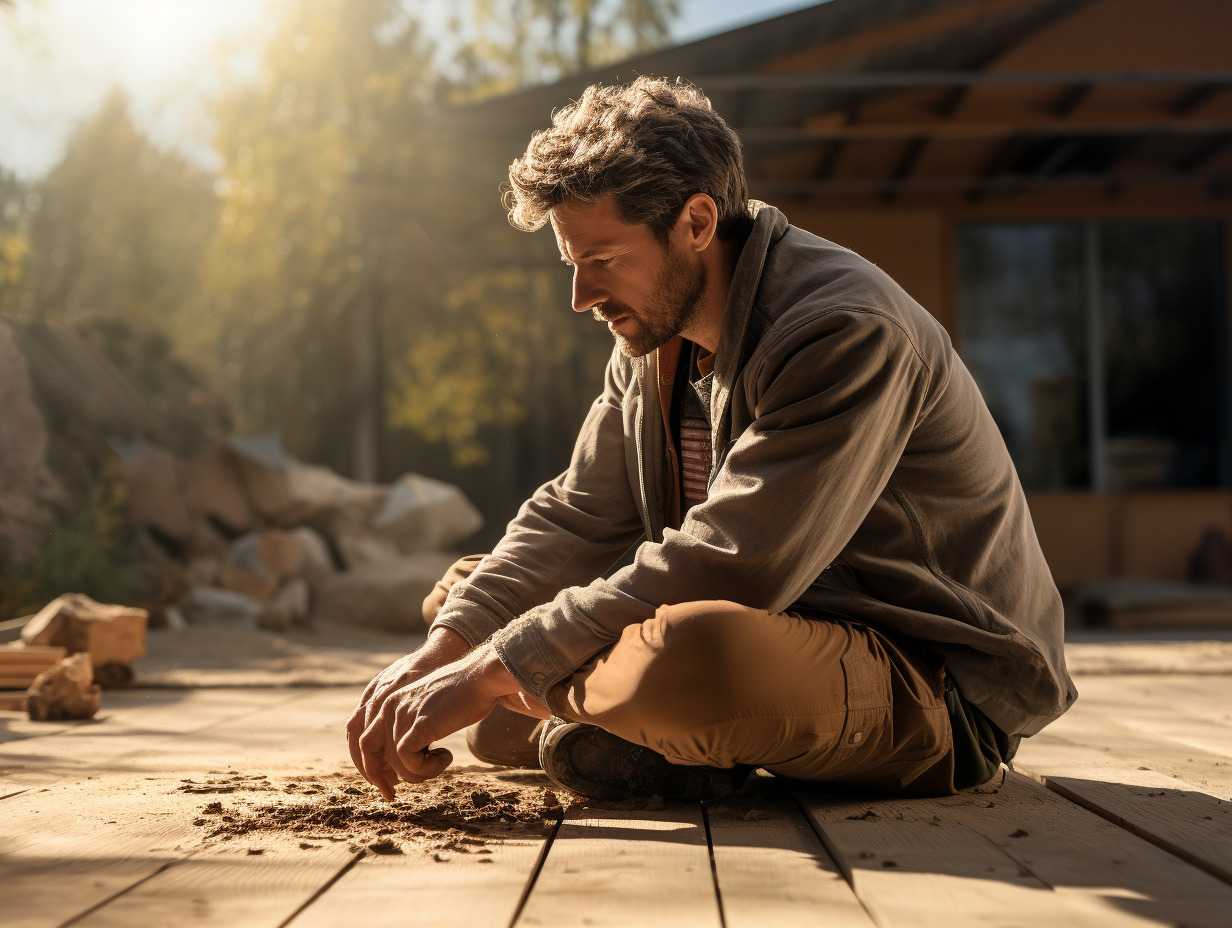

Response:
(465, 704), (542, 768)
(621, 600), (770, 719)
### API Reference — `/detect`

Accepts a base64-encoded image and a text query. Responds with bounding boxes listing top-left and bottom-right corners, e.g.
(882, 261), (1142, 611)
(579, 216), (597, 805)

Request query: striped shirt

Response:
(673, 343), (715, 517)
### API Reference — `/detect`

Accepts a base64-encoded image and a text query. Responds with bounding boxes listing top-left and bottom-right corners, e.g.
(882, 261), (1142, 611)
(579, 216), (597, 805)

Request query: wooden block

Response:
(0, 693), (27, 711)
(0, 675), (42, 689)
(20, 593), (148, 668)
(0, 645), (68, 664)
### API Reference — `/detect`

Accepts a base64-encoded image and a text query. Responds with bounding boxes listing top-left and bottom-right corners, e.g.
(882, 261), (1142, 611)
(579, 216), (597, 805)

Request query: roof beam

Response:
(881, 136), (931, 203)
(751, 171), (1232, 197)
(742, 119), (1232, 143)
(698, 70), (1232, 92)
(1173, 85), (1227, 116)
(1052, 84), (1094, 118)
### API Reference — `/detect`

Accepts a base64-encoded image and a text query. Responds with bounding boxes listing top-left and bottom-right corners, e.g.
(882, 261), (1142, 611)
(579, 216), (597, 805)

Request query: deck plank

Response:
(516, 805), (720, 928)
(0, 688), (307, 794)
(289, 836), (547, 928)
(1, 687), (366, 928)
(707, 788), (874, 928)
(72, 844), (358, 928)
(797, 771), (1232, 928)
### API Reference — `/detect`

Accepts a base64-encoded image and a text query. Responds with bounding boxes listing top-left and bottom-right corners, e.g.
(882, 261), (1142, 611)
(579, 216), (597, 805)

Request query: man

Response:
(347, 77), (1076, 802)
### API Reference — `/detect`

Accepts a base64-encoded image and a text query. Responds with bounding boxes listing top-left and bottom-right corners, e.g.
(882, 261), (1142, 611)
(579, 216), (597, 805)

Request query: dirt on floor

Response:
(181, 767), (562, 860)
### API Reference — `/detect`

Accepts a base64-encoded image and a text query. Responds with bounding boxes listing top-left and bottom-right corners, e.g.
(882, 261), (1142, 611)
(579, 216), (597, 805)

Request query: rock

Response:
(277, 460), (388, 530)
(27, 652), (102, 721)
(312, 553), (460, 632)
(0, 321), (65, 562)
(185, 556), (222, 589)
(228, 433), (294, 521)
(332, 521), (405, 569)
(217, 562), (279, 602)
(181, 587), (262, 627)
(371, 473), (483, 553)
(258, 577), (310, 631)
(230, 530), (305, 580)
(113, 442), (197, 546)
(290, 527), (336, 588)
(21, 594), (149, 672)
(183, 442), (255, 534)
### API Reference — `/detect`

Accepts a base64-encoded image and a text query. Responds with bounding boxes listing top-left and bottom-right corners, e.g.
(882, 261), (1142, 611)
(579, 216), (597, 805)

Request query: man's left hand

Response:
(356, 643), (527, 800)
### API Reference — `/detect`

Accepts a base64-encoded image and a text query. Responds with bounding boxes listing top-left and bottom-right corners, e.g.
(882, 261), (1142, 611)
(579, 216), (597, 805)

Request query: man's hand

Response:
(346, 626), (470, 797)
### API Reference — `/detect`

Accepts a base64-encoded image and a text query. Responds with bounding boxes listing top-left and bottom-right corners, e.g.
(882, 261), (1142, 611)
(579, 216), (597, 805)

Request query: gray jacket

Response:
(434, 203), (1076, 738)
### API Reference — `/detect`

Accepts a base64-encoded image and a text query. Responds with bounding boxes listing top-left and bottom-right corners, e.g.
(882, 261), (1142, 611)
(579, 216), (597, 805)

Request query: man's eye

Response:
(595, 258), (613, 268)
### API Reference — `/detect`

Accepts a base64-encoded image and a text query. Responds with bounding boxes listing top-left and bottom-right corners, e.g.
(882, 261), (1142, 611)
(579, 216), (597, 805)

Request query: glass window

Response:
(958, 220), (1228, 493)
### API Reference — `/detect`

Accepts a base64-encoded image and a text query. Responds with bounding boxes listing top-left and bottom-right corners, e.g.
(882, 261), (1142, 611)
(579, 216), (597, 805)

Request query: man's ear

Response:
(677, 193), (718, 253)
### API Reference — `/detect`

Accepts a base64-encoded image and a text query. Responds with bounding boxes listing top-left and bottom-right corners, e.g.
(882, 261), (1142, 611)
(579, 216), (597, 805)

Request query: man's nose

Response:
(572, 268), (606, 314)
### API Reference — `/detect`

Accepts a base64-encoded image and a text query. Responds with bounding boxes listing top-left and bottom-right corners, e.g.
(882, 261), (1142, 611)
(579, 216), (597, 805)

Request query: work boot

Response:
(538, 718), (753, 801)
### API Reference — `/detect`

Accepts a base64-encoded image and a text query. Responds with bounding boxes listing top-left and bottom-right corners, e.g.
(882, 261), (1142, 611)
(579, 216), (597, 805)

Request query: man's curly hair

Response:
(505, 76), (751, 241)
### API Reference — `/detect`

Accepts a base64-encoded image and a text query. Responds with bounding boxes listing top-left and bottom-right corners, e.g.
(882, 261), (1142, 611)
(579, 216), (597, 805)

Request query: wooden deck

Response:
(3, 670), (1230, 927)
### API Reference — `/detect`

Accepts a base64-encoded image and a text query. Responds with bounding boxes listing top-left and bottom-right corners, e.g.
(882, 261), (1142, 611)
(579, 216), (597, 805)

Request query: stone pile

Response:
(117, 434), (482, 634)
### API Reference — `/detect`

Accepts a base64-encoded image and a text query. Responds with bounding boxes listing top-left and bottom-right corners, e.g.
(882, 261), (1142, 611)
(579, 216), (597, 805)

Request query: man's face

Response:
(550, 197), (707, 359)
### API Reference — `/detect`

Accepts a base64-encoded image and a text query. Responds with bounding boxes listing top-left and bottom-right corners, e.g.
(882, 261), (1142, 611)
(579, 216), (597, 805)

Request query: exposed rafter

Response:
(697, 70), (1232, 92)
(751, 171), (1232, 197)
(741, 120), (1232, 144)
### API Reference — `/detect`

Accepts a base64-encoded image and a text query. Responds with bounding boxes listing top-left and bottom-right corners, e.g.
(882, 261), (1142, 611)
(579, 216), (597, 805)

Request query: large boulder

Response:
(112, 441), (197, 546)
(312, 553), (460, 633)
(182, 441), (255, 535)
(371, 473), (483, 553)
(181, 586), (263, 627)
(0, 321), (64, 562)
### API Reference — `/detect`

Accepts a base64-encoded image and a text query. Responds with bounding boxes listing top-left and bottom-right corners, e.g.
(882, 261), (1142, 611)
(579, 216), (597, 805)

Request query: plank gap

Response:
(790, 791), (886, 928)
(1041, 774), (1232, 887)
(279, 849), (367, 928)
(699, 803), (729, 928)
(57, 860), (179, 928)
(506, 813), (562, 928)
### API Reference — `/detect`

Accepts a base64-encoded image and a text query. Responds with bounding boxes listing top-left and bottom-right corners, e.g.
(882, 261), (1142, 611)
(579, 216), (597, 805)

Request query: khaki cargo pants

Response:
(425, 556), (957, 796)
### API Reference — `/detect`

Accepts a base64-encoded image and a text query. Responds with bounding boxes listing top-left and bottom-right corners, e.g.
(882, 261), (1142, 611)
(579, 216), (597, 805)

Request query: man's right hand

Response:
(346, 626), (471, 795)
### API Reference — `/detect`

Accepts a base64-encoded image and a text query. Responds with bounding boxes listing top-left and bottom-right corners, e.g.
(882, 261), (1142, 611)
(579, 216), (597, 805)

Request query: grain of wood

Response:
(288, 836), (547, 928)
(0, 775), (203, 928)
(0, 687), (306, 794)
(1041, 773), (1232, 884)
(72, 842), (359, 928)
(1017, 690), (1232, 799)
(0, 693), (27, 712)
(0, 646), (66, 663)
(516, 805), (721, 928)
(798, 771), (1232, 928)
(707, 790), (874, 928)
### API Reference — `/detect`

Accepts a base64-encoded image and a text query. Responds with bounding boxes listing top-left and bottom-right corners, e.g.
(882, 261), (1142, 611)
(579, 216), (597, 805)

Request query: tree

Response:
(450, 0), (679, 98)
(13, 92), (217, 331)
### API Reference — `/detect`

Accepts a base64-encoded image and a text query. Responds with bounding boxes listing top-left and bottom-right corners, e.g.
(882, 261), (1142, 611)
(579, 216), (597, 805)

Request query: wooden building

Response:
(470, 0), (1232, 594)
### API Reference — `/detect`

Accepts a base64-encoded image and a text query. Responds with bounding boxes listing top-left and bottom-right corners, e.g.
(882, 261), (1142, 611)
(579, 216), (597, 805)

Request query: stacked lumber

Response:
(0, 645), (67, 689)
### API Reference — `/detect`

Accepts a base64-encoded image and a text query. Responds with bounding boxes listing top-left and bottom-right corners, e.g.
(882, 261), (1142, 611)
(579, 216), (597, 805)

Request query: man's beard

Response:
(594, 243), (708, 359)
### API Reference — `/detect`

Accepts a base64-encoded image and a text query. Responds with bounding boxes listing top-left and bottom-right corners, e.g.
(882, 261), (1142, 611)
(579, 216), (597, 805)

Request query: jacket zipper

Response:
(634, 401), (653, 540)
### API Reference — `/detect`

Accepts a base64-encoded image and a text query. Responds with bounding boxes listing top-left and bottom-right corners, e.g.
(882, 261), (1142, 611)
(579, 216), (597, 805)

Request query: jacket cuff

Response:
(490, 616), (572, 704)
(428, 584), (517, 648)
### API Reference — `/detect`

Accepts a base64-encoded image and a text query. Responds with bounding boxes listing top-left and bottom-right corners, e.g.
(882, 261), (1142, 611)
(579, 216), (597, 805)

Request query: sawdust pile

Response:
(180, 768), (562, 858)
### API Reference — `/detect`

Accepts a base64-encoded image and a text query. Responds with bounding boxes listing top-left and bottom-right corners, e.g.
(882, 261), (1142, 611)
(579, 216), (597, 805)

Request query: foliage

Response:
(11, 93), (217, 331)
(388, 268), (576, 466)
(450, 0), (678, 98)
(0, 467), (141, 622)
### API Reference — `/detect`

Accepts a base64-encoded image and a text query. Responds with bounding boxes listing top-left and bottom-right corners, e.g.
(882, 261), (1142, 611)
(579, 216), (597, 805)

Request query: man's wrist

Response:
(424, 625), (472, 662)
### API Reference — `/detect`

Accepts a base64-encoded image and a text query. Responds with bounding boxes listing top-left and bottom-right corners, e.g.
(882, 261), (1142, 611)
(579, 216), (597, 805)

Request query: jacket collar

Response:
(709, 201), (789, 443)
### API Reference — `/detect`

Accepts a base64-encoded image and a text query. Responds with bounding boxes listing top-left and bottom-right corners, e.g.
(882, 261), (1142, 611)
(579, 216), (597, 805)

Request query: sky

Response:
(0, 0), (819, 181)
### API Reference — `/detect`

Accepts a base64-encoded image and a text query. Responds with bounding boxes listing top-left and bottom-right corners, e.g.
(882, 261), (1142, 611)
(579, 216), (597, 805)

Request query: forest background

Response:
(0, 0), (748, 618)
